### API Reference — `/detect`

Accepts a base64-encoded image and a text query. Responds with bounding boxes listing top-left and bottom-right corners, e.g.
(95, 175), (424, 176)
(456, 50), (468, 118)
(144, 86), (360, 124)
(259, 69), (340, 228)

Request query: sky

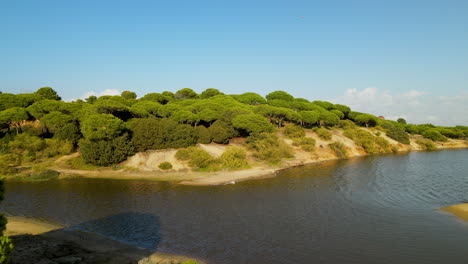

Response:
(1, 0), (467, 126)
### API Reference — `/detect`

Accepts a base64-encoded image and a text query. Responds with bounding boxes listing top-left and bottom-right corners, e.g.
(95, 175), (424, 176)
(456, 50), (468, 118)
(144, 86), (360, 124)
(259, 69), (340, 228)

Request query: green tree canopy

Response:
(35, 87), (61, 100)
(81, 114), (124, 141)
(318, 111), (339, 127)
(265, 91), (294, 101)
(300, 111), (320, 127)
(175, 88), (198, 100)
(200, 88), (223, 99)
(233, 92), (267, 105)
(40, 111), (74, 133)
(121, 90), (137, 100)
(232, 114), (274, 135)
(0, 107), (29, 134)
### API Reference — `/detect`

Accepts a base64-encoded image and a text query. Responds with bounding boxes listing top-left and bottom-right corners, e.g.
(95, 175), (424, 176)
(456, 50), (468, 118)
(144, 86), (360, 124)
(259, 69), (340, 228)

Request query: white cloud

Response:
(82, 89), (121, 99)
(332, 87), (468, 126)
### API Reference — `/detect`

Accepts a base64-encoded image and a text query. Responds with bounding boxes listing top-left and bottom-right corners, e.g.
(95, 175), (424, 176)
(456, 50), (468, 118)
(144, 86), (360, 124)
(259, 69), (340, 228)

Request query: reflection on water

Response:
(2, 149), (468, 264)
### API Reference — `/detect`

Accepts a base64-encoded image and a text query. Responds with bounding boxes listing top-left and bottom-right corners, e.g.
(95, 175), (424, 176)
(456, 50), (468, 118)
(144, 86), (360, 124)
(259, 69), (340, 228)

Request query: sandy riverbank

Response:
(440, 203), (468, 221)
(5, 216), (203, 264)
(49, 136), (468, 186)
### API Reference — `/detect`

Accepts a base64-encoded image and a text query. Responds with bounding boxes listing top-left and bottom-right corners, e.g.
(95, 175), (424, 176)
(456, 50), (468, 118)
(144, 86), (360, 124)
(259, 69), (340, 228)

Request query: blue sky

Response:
(1, 0), (467, 125)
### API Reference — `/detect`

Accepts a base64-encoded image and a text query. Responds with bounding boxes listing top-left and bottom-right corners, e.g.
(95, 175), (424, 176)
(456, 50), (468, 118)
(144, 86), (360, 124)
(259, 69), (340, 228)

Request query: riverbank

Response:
(8, 130), (468, 186)
(5, 216), (203, 264)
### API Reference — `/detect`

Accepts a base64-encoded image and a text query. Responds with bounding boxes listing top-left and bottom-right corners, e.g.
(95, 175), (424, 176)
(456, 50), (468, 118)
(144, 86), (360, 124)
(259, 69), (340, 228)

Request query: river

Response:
(2, 149), (468, 263)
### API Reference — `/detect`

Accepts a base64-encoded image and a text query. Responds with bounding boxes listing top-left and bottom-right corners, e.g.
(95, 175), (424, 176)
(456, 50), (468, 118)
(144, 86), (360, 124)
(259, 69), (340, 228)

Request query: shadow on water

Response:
(9, 212), (168, 264)
(67, 212), (162, 249)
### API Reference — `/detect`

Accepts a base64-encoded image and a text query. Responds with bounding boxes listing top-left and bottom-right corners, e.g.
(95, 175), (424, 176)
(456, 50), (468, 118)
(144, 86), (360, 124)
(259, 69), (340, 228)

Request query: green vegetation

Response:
(0, 178), (13, 263)
(416, 138), (437, 150)
(343, 128), (391, 154)
(329, 142), (347, 158)
(158, 162), (173, 170)
(219, 146), (248, 169)
(314, 127), (332, 141)
(0, 87), (466, 176)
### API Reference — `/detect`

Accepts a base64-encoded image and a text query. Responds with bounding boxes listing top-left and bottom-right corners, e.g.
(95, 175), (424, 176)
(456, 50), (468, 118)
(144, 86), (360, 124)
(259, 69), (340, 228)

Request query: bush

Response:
(219, 147), (248, 169)
(344, 128), (391, 154)
(386, 126), (410, 144)
(209, 121), (237, 144)
(422, 129), (448, 142)
(329, 142), (347, 158)
(175, 148), (191, 160)
(292, 137), (316, 152)
(186, 147), (218, 169)
(314, 127), (332, 140)
(0, 178), (13, 263)
(338, 120), (356, 129)
(283, 124), (305, 138)
(247, 133), (293, 164)
(0, 154), (21, 174)
(79, 134), (134, 166)
(416, 138), (437, 150)
(195, 126), (211, 144)
(158, 162), (173, 170)
(43, 139), (74, 157)
(8, 133), (46, 153)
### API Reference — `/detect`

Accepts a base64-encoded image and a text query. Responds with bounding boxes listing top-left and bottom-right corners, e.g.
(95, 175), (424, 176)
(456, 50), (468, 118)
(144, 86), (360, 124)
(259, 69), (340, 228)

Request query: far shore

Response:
(5, 216), (204, 264)
(42, 138), (468, 186)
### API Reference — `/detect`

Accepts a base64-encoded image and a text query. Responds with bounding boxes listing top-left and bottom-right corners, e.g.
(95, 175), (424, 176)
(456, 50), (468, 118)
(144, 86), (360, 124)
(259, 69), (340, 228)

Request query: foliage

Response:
(314, 127), (332, 140)
(209, 121), (237, 144)
(130, 118), (197, 152)
(292, 137), (316, 152)
(0, 107), (29, 134)
(185, 147), (218, 169)
(54, 122), (81, 144)
(175, 88), (198, 100)
(385, 126), (410, 144)
(299, 111), (320, 127)
(81, 114), (124, 141)
(247, 133), (293, 164)
(338, 120), (357, 129)
(79, 134), (134, 166)
(265, 91), (294, 101)
(219, 146), (248, 169)
(422, 129), (448, 142)
(195, 126), (212, 144)
(43, 139), (74, 157)
(354, 114), (378, 127)
(343, 128), (391, 154)
(334, 104), (351, 115)
(318, 111), (339, 127)
(330, 109), (344, 119)
(283, 124), (305, 138)
(232, 114), (274, 135)
(9, 133), (46, 153)
(40, 111), (74, 133)
(35, 87), (61, 100)
(329, 142), (347, 158)
(233, 92), (266, 105)
(121, 90), (137, 100)
(397, 118), (407, 124)
(0, 177), (13, 264)
(158, 162), (173, 170)
(175, 148), (191, 160)
(200, 88), (223, 99)
(0, 154), (21, 174)
(416, 138), (437, 150)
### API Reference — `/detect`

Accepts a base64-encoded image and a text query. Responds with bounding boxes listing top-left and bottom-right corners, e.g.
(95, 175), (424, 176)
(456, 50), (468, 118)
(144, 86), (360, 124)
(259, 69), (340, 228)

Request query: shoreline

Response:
(5, 216), (204, 264)
(47, 141), (468, 186)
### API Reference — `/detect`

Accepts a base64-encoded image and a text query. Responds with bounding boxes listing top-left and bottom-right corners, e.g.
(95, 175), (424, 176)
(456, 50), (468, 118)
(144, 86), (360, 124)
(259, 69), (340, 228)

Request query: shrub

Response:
(175, 148), (191, 160)
(0, 154), (21, 174)
(292, 137), (316, 152)
(329, 142), (347, 158)
(422, 129), (448, 142)
(186, 147), (217, 169)
(219, 146), (248, 169)
(209, 121), (237, 144)
(43, 139), (74, 157)
(314, 127), (332, 140)
(0, 178), (13, 263)
(158, 162), (173, 170)
(195, 126), (211, 144)
(247, 133), (293, 164)
(338, 120), (356, 129)
(386, 126), (410, 144)
(283, 123), (305, 138)
(8, 133), (46, 153)
(416, 138), (437, 150)
(79, 134), (134, 166)
(344, 128), (391, 154)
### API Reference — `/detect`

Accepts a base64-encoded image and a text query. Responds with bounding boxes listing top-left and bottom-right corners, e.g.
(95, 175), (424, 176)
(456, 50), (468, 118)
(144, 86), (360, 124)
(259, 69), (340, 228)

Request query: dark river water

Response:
(2, 149), (468, 263)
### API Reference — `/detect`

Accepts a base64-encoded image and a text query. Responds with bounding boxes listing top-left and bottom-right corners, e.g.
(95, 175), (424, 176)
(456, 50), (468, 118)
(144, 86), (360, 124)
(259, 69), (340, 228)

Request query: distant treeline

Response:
(0, 87), (467, 168)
